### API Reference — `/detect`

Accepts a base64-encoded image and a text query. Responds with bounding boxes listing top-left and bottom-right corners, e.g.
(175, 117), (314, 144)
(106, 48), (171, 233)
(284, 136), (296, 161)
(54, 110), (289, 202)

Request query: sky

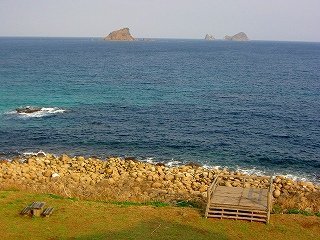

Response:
(0, 0), (320, 42)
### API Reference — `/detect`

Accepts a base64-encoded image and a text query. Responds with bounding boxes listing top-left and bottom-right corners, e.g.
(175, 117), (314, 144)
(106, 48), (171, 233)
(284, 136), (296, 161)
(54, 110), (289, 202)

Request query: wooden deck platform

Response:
(205, 175), (273, 223)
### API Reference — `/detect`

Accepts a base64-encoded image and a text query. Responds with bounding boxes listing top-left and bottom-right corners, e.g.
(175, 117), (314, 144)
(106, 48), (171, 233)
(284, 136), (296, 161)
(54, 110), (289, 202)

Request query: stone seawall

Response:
(0, 154), (319, 212)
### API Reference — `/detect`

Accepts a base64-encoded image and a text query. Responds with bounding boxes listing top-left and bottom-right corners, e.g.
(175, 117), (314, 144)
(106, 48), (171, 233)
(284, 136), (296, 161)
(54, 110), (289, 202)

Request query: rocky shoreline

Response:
(0, 153), (319, 212)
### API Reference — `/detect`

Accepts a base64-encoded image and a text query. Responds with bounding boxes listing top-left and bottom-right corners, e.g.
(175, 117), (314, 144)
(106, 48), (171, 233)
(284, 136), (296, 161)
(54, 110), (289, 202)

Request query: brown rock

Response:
(186, 162), (201, 168)
(37, 152), (46, 158)
(43, 170), (51, 177)
(61, 154), (71, 162)
(102, 28), (136, 41)
(156, 163), (165, 167)
(152, 182), (163, 188)
(273, 189), (281, 198)
(0, 159), (9, 164)
(77, 156), (86, 162)
(135, 177), (143, 182)
(165, 174), (175, 181)
(130, 172), (138, 178)
(21, 167), (29, 173)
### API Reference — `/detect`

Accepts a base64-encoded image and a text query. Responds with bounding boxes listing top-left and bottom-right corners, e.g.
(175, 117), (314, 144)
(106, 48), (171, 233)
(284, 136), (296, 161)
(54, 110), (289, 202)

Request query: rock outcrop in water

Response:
(16, 106), (41, 114)
(102, 28), (136, 41)
(204, 34), (215, 40)
(223, 35), (233, 41)
(223, 32), (250, 41)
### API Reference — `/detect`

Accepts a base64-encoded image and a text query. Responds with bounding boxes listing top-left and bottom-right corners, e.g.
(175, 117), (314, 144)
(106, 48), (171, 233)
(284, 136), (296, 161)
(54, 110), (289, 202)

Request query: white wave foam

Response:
(144, 157), (155, 164)
(202, 165), (223, 170)
(167, 160), (182, 167)
(23, 150), (47, 157)
(191, 163), (313, 183)
(235, 167), (267, 177)
(142, 158), (182, 167)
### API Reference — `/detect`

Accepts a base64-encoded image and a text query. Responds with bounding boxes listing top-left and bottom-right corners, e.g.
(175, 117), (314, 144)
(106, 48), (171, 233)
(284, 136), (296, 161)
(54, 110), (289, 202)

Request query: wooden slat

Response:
(42, 207), (54, 217)
(209, 204), (267, 213)
(205, 174), (273, 223)
(210, 186), (268, 210)
(30, 202), (46, 209)
(206, 214), (267, 222)
(209, 210), (266, 217)
(207, 212), (267, 218)
(21, 206), (31, 215)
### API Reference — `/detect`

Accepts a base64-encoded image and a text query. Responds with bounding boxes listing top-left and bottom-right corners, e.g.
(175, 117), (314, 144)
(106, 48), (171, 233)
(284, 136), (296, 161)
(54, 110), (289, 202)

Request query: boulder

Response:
(152, 182), (163, 188)
(273, 189), (281, 198)
(43, 170), (51, 177)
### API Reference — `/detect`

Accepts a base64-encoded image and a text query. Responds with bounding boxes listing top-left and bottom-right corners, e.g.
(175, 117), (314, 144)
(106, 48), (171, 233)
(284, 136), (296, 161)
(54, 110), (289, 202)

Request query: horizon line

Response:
(0, 36), (319, 43)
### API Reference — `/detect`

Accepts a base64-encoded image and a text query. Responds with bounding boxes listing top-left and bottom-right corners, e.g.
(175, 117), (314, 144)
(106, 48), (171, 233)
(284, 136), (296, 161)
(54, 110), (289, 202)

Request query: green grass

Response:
(0, 190), (319, 240)
(276, 225), (288, 231)
(67, 197), (78, 201)
(0, 190), (12, 199)
(176, 200), (202, 208)
(287, 208), (314, 216)
(107, 200), (169, 207)
(272, 205), (283, 214)
(49, 194), (62, 199)
(287, 208), (300, 214)
(299, 210), (313, 216)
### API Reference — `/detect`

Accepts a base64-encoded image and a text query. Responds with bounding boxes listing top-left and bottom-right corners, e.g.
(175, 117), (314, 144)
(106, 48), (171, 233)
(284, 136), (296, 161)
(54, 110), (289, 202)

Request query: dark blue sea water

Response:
(0, 37), (319, 183)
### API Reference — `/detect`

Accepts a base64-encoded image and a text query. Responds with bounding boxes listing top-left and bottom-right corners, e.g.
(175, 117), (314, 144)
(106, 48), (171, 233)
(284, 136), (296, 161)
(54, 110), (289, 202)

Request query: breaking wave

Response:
(6, 106), (67, 118)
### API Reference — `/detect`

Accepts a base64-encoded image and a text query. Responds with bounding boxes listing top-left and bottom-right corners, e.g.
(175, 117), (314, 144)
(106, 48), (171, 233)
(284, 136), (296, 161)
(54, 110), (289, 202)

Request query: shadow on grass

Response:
(75, 219), (229, 240)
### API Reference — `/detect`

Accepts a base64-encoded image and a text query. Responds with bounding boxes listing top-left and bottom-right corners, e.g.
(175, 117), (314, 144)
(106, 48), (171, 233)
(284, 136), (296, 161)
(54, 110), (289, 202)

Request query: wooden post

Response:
(266, 176), (273, 223)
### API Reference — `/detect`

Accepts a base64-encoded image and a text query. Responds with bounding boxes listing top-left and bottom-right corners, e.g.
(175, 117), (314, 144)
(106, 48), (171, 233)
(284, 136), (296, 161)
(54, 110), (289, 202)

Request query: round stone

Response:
(273, 189), (281, 198)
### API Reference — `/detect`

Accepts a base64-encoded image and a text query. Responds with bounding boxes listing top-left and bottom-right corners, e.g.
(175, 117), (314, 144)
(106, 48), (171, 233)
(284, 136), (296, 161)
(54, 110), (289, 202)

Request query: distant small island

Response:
(102, 28), (136, 41)
(204, 32), (250, 41)
(223, 32), (250, 41)
(204, 34), (215, 40)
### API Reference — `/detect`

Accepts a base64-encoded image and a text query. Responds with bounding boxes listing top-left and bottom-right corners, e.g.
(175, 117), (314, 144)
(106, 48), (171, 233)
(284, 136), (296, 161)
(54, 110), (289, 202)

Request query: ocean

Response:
(0, 37), (319, 183)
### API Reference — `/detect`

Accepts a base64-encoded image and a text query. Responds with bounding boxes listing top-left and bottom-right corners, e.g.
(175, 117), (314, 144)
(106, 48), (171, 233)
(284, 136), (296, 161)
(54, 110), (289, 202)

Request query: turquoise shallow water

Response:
(0, 37), (319, 183)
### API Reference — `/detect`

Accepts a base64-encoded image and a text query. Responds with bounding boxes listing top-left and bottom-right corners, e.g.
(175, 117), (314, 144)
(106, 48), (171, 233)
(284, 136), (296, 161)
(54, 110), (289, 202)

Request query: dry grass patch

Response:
(274, 191), (320, 213)
(0, 177), (206, 208)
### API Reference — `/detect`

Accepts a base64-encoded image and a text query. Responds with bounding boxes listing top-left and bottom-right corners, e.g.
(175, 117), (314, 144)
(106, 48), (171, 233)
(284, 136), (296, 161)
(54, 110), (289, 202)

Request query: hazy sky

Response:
(1, 0), (319, 41)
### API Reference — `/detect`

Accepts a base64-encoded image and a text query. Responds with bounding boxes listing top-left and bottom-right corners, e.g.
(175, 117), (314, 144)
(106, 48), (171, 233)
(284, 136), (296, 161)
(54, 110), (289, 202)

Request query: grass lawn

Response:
(0, 190), (319, 240)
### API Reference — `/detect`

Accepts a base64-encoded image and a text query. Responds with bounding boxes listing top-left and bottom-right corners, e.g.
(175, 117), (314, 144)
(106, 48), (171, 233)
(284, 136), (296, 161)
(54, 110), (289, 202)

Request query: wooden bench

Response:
(42, 207), (54, 217)
(21, 206), (31, 215)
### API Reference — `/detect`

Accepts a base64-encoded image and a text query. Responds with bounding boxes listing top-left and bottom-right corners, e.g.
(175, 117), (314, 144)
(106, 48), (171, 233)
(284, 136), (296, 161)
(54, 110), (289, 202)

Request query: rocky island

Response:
(204, 34), (215, 40)
(102, 27), (136, 41)
(223, 32), (250, 41)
